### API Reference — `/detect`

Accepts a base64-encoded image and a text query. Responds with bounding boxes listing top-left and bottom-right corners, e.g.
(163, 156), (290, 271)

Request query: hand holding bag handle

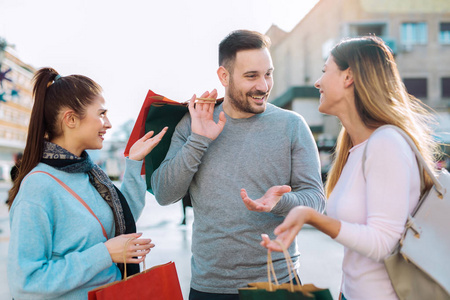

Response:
(238, 240), (333, 300)
(88, 247), (183, 300)
(266, 240), (302, 292)
(122, 237), (147, 280)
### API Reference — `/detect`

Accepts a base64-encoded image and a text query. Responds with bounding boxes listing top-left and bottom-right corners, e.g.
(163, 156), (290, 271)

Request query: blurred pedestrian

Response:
(7, 68), (167, 299)
(4, 152), (23, 205)
(261, 36), (439, 300)
(10, 152), (23, 182)
(180, 193), (192, 225)
(152, 30), (325, 299)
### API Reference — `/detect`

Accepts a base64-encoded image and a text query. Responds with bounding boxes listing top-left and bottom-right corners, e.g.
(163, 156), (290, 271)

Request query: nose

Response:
(255, 76), (269, 93)
(104, 116), (112, 129)
(314, 77), (321, 89)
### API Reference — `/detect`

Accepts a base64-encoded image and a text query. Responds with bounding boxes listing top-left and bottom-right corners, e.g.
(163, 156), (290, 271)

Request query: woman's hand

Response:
(260, 206), (312, 252)
(128, 127), (168, 161)
(189, 89), (226, 141)
(261, 206), (341, 252)
(104, 233), (155, 263)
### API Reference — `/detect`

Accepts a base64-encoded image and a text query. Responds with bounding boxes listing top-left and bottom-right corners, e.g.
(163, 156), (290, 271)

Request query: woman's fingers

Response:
(123, 239), (155, 262)
(128, 242), (154, 252)
(142, 127), (167, 142)
(260, 234), (284, 252)
(124, 235), (153, 252)
(142, 130), (155, 139)
(261, 234), (271, 247)
(147, 127), (167, 144)
(127, 257), (145, 264)
(127, 238), (153, 249)
(125, 248), (151, 258)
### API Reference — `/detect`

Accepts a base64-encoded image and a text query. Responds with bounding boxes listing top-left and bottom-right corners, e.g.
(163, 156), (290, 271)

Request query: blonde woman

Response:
(258, 36), (438, 299)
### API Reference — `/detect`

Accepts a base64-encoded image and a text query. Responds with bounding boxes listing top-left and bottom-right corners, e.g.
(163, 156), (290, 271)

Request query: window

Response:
(439, 23), (450, 44)
(349, 23), (397, 53)
(442, 77), (450, 98)
(354, 24), (385, 36)
(403, 78), (427, 99)
(401, 23), (427, 45)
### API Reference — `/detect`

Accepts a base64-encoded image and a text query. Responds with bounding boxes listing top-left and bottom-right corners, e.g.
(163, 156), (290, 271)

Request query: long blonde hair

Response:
(325, 36), (438, 197)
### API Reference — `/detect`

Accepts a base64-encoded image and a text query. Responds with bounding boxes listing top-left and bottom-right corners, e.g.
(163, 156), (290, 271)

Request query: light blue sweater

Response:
(8, 158), (146, 299)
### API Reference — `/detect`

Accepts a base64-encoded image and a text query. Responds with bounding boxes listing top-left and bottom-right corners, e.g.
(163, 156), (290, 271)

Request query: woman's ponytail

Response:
(7, 68), (59, 208)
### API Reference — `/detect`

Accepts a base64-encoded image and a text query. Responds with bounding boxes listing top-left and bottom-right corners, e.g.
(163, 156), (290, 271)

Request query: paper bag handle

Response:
(267, 240), (301, 292)
(123, 238), (146, 280)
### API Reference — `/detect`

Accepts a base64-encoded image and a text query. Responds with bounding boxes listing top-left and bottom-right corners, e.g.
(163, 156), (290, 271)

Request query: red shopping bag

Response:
(88, 261), (183, 300)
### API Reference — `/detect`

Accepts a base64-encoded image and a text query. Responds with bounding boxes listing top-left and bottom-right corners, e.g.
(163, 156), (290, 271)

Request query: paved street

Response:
(0, 182), (343, 299)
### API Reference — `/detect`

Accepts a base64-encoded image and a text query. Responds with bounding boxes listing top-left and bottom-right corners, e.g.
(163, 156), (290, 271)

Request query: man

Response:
(151, 29), (325, 300)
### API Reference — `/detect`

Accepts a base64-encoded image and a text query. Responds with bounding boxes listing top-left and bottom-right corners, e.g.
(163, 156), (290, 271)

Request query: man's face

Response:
(225, 48), (274, 118)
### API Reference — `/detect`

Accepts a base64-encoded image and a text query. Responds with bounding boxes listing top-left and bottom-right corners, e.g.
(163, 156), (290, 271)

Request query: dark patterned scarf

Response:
(41, 141), (127, 235)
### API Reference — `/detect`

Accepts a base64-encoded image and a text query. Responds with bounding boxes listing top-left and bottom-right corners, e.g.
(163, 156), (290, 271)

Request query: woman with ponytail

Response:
(260, 36), (440, 299)
(8, 68), (167, 299)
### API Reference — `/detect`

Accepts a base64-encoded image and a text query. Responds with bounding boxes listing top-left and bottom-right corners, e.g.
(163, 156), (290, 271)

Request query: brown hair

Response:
(219, 29), (271, 72)
(325, 36), (438, 197)
(8, 67), (102, 208)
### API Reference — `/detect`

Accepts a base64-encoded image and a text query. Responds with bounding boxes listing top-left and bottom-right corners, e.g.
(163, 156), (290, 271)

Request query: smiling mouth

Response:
(248, 93), (268, 102)
(251, 95), (265, 100)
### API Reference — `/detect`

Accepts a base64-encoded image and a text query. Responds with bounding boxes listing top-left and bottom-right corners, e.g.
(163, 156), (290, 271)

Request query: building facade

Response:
(0, 40), (35, 181)
(267, 0), (450, 138)
(266, 0), (450, 176)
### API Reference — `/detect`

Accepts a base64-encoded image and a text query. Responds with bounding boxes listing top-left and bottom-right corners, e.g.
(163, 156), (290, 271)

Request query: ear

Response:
(61, 110), (79, 129)
(344, 68), (354, 88)
(217, 66), (230, 87)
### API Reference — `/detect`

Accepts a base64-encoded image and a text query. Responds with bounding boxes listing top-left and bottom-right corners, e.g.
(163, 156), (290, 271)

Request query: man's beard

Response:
(227, 77), (269, 115)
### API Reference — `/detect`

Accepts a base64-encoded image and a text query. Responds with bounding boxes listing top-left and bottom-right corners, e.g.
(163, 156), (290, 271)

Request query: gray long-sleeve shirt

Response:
(151, 103), (325, 294)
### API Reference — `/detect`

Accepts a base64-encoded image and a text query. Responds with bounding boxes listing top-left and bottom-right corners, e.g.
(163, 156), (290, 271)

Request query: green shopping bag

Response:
(239, 243), (333, 300)
(143, 99), (188, 193)
(239, 283), (332, 300)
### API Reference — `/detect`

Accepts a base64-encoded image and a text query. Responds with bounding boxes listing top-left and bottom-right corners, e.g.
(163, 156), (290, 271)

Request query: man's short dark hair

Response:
(219, 30), (271, 70)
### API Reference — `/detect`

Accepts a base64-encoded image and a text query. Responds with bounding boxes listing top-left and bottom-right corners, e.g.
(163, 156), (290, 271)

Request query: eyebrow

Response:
(243, 68), (274, 75)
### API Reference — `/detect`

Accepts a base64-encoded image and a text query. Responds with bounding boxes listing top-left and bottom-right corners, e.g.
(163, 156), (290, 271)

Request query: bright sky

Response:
(0, 0), (319, 137)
